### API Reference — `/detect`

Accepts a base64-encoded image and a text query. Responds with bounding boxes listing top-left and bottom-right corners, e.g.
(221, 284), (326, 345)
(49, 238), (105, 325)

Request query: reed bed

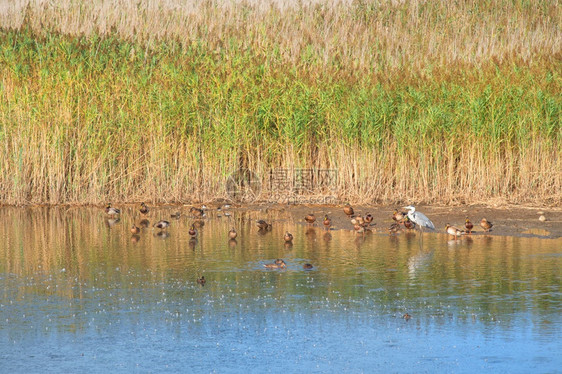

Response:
(0, 0), (560, 205)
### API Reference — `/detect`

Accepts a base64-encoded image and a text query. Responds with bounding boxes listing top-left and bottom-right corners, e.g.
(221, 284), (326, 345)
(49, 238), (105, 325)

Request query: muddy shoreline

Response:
(5, 203), (562, 239)
(201, 203), (560, 240)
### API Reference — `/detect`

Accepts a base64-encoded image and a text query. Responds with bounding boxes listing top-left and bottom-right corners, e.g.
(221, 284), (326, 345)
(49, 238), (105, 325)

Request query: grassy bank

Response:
(0, 1), (560, 205)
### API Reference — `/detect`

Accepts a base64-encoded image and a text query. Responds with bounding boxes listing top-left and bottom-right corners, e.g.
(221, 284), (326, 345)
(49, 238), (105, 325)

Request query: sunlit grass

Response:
(0, 0), (560, 205)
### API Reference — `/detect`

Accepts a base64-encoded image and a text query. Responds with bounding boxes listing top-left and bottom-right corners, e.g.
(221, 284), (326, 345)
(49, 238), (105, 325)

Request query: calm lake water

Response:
(0, 207), (560, 373)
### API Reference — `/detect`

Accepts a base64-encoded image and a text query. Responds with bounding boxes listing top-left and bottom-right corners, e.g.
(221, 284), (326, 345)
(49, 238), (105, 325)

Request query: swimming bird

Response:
(403, 313), (412, 320)
(264, 259), (287, 269)
(190, 207), (205, 218)
(189, 224), (198, 238)
(105, 203), (120, 216)
(197, 276), (206, 285)
(153, 220), (170, 230)
(343, 204), (354, 217)
(139, 202), (149, 215)
(403, 206), (435, 230)
(139, 218), (150, 228)
(229, 228), (237, 239)
(323, 215), (332, 228)
(364, 214), (374, 224)
(130, 225), (140, 234)
(284, 231), (294, 242)
(480, 218), (493, 232)
(303, 263), (313, 270)
(256, 220), (272, 230)
(465, 218), (473, 234)
(445, 224), (465, 239)
(305, 214), (316, 225)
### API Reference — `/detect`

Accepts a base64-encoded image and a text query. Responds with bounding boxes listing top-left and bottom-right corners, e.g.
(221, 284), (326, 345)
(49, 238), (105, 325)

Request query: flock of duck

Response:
(104, 202), (495, 284)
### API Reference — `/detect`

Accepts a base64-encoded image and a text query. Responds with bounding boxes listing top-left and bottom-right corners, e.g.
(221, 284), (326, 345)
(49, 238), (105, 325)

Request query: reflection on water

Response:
(0, 207), (561, 372)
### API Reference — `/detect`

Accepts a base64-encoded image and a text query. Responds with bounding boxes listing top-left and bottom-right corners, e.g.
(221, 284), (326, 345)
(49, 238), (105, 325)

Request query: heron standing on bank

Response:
(404, 206), (435, 230)
(404, 205), (435, 246)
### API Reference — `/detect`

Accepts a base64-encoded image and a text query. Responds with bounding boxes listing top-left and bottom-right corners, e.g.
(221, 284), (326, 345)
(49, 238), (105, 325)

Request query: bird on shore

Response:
(343, 204), (354, 217)
(323, 215), (332, 229)
(480, 218), (493, 232)
(189, 224), (198, 238)
(197, 276), (206, 285)
(465, 218), (473, 234)
(354, 224), (366, 235)
(229, 228), (237, 239)
(139, 202), (149, 215)
(445, 224), (465, 239)
(392, 210), (406, 222)
(303, 263), (313, 270)
(388, 222), (402, 235)
(305, 214), (316, 225)
(284, 231), (294, 242)
(403, 216), (416, 230)
(404, 206), (435, 230)
(153, 220), (170, 230)
(105, 203), (120, 216)
(264, 259), (287, 269)
(130, 225), (140, 234)
(256, 219), (272, 231)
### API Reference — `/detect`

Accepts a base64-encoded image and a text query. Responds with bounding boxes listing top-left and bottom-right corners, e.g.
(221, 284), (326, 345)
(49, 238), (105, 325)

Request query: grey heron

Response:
(403, 206), (435, 230)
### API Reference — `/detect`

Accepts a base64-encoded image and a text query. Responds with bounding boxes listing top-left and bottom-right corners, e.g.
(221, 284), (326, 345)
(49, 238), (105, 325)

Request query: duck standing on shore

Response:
(305, 214), (316, 225)
(465, 218), (474, 234)
(343, 204), (354, 217)
(445, 224), (465, 239)
(480, 218), (493, 232)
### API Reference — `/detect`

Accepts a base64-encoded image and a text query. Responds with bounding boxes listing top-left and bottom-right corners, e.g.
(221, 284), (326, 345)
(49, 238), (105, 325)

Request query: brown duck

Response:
(465, 218), (474, 234)
(480, 218), (493, 232)
(284, 231), (294, 242)
(105, 203), (120, 216)
(256, 220), (272, 230)
(388, 222), (402, 234)
(189, 224), (198, 238)
(305, 214), (316, 225)
(445, 224), (465, 239)
(403, 216), (416, 230)
(392, 210), (405, 222)
(343, 204), (354, 217)
(153, 220), (170, 230)
(264, 259), (287, 269)
(139, 202), (149, 215)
